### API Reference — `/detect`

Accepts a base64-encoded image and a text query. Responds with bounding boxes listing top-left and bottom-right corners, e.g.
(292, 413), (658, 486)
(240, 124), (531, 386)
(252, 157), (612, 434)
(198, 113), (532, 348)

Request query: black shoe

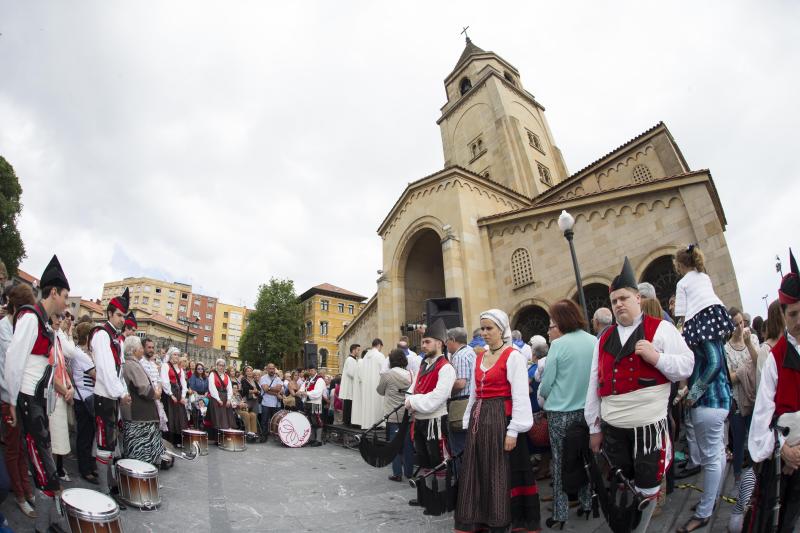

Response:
(408, 499), (420, 507)
(81, 473), (99, 485)
(674, 465), (701, 479)
(309, 441), (322, 447)
(48, 526), (69, 533)
(577, 508), (591, 520)
(546, 517), (565, 529)
(388, 475), (402, 482)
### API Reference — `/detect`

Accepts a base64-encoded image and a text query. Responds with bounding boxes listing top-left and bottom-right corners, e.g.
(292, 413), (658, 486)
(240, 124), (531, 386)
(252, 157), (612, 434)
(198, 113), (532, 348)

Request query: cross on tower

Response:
(461, 26), (470, 42)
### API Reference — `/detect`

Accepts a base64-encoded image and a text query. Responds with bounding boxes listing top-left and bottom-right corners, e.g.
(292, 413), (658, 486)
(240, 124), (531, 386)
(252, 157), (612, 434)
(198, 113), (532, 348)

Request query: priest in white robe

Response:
(357, 339), (386, 429)
(339, 343), (361, 426)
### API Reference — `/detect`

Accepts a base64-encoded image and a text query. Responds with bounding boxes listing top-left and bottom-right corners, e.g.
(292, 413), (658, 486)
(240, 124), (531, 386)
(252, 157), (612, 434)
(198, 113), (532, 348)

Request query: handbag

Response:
(528, 411), (549, 448)
(448, 397), (469, 432)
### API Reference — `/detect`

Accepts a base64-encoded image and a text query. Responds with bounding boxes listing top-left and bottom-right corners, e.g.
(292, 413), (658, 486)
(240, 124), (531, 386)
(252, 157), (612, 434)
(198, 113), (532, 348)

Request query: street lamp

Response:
(178, 316), (200, 353)
(558, 210), (589, 327)
(762, 294), (769, 313)
(776, 255), (783, 276)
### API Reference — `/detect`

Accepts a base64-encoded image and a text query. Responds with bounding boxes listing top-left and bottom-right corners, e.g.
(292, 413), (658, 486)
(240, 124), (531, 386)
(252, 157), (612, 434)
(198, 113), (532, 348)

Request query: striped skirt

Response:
(455, 398), (540, 532)
(123, 421), (165, 466)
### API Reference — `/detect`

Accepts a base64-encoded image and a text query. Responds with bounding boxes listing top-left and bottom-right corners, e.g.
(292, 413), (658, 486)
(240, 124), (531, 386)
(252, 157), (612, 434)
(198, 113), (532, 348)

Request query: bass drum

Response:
(270, 409), (311, 448)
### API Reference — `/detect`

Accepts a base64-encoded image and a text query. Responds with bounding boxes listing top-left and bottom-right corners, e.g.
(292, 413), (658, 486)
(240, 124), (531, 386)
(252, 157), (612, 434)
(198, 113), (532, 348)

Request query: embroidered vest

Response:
(475, 346), (514, 416)
(415, 355), (449, 395)
(597, 314), (668, 397)
(770, 335), (800, 417)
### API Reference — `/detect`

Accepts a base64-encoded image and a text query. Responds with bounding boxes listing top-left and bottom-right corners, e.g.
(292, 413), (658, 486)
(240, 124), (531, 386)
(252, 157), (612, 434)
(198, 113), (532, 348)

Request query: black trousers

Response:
(260, 406), (280, 438)
(17, 393), (60, 494)
(74, 397), (96, 476)
(343, 399), (352, 426)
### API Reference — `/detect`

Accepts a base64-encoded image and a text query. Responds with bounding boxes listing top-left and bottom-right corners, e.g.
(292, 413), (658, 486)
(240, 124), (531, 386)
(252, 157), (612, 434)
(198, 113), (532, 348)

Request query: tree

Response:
(239, 278), (303, 369)
(0, 156), (26, 275)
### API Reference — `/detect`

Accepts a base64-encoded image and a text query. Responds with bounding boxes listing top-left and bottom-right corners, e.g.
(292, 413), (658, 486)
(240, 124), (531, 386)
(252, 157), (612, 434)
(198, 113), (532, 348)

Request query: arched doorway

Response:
(402, 229), (446, 324)
(574, 283), (611, 322)
(641, 255), (678, 311)
(514, 305), (549, 342)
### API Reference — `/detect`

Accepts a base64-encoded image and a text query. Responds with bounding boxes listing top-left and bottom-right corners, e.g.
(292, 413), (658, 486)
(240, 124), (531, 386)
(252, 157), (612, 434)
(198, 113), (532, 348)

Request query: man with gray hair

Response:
(512, 329), (533, 362)
(637, 282), (674, 323)
(591, 307), (613, 337)
(445, 326), (475, 456)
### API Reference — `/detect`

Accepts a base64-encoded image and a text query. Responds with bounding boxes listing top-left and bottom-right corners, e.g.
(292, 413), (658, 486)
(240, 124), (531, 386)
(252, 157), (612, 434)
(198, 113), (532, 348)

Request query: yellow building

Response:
(300, 283), (367, 373)
(102, 277), (192, 322)
(212, 302), (250, 358)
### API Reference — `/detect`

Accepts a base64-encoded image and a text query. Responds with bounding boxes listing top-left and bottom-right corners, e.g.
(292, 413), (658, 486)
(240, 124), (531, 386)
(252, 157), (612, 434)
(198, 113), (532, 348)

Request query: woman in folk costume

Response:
(746, 249), (800, 533)
(405, 319), (457, 516)
(207, 358), (237, 434)
(455, 309), (538, 533)
(160, 347), (189, 446)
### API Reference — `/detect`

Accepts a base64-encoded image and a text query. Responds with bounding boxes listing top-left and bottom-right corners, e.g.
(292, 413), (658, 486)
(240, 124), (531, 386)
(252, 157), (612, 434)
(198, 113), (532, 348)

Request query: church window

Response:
(511, 248), (534, 288)
(537, 162), (552, 186)
(469, 136), (486, 162)
(527, 130), (544, 153)
(632, 164), (653, 184)
(459, 77), (472, 96)
(504, 72), (515, 85)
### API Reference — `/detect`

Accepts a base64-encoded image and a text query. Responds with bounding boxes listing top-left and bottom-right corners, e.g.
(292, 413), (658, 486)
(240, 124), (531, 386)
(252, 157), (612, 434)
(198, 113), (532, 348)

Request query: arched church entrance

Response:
(573, 283), (611, 323)
(641, 255), (679, 311)
(401, 228), (446, 327)
(513, 305), (550, 342)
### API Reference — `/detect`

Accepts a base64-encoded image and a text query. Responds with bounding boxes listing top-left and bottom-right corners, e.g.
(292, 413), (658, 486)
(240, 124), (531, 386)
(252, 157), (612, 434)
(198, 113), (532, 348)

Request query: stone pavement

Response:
(4, 440), (740, 532)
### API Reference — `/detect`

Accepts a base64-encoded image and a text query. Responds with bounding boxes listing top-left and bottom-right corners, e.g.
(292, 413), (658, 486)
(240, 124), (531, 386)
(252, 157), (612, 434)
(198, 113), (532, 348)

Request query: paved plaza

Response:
(5, 439), (739, 532)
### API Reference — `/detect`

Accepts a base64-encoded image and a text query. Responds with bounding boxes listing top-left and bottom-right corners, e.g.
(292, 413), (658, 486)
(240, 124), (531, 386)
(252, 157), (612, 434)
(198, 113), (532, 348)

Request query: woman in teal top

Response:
(538, 299), (597, 528)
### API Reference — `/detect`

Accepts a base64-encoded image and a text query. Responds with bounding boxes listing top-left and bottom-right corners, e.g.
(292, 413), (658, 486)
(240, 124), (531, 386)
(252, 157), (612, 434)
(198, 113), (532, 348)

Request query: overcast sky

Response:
(1, 1), (797, 316)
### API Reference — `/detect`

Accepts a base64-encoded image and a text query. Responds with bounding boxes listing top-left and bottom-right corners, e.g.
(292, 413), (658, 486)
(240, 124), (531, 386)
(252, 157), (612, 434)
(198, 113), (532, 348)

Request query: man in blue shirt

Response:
(446, 327), (475, 457)
(259, 363), (283, 442)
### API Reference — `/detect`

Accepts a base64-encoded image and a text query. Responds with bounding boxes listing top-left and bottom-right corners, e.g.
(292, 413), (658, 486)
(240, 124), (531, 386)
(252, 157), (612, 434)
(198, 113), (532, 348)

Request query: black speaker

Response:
(303, 343), (318, 368)
(425, 297), (463, 329)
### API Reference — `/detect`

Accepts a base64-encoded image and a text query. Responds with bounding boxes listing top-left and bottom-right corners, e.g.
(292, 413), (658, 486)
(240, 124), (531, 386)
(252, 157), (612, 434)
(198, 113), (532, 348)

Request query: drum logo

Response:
(278, 419), (310, 448)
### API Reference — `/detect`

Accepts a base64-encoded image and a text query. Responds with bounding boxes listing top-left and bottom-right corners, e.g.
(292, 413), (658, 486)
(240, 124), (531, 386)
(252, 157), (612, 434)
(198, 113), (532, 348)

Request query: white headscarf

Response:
(479, 309), (512, 344)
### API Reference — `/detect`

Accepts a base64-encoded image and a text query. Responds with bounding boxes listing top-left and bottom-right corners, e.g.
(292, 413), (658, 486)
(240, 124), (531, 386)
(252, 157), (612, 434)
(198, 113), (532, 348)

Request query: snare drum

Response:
(269, 409), (311, 448)
(61, 488), (122, 533)
(182, 429), (209, 456)
(218, 428), (246, 451)
(116, 458), (160, 509)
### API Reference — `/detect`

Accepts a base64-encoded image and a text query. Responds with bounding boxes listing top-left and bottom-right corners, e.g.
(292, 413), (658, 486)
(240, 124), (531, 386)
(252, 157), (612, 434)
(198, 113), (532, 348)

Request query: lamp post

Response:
(558, 210), (589, 326)
(762, 294), (769, 313)
(178, 316), (199, 353)
(776, 255), (783, 277)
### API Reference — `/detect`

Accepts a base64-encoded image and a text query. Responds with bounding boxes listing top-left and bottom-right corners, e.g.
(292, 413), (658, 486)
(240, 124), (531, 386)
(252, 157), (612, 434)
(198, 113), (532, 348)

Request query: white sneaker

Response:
(16, 499), (36, 518)
(58, 471), (71, 482)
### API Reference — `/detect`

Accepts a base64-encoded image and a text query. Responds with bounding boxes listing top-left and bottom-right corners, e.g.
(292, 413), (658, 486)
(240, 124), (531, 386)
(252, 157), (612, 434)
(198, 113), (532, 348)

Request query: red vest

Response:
(169, 364), (181, 385)
(598, 314), (668, 397)
(213, 370), (228, 390)
(14, 303), (52, 357)
(89, 322), (121, 370)
(415, 355), (449, 394)
(771, 335), (800, 417)
(306, 375), (322, 392)
(475, 346), (514, 416)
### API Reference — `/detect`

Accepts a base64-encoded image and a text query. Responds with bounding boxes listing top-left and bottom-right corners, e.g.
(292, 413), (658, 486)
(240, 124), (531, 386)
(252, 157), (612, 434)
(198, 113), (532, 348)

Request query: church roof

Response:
(453, 37), (486, 72)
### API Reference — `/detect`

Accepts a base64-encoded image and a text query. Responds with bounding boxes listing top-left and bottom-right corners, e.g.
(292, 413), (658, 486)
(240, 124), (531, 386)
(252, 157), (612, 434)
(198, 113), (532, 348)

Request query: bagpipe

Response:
(563, 422), (653, 533)
(358, 400), (410, 468)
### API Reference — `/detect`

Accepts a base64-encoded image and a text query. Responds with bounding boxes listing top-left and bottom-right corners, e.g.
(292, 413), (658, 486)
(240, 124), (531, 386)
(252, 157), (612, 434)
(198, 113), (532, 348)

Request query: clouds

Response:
(1, 1), (796, 314)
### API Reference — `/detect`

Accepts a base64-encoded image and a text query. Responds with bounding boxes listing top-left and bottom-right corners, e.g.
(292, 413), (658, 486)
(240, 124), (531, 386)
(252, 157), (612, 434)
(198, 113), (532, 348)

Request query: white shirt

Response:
(407, 354), (456, 421)
(0, 316), (14, 404)
(68, 344), (95, 400)
(520, 344), (533, 363)
(462, 348), (533, 438)
(339, 355), (358, 400)
(208, 371), (233, 403)
(5, 312), (50, 406)
(674, 270), (724, 322)
(584, 314), (694, 433)
(160, 362), (188, 400)
(304, 375), (326, 405)
(382, 350), (422, 377)
(91, 325), (127, 399)
(749, 334), (799, 463)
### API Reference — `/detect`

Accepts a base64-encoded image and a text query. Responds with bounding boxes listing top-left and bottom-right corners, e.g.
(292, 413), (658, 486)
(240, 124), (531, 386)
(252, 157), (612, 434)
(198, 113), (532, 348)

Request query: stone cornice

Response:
(377, 166), (532, 238)
(479, 170), (727, 236)
(437, 68), (545, 125)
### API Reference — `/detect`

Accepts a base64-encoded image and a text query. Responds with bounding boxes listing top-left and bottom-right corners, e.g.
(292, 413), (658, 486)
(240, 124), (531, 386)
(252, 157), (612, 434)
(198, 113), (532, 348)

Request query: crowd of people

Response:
(0, 243), (798, 533)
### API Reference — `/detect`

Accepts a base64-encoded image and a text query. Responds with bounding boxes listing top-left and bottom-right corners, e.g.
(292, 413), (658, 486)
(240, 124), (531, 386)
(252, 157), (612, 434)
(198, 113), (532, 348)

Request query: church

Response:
(338, 37), (741, 354)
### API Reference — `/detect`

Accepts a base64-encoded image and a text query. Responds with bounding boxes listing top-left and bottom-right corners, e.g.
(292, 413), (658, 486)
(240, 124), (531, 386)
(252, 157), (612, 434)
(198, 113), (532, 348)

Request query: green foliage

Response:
(0, 156), (26, 275)
(239, 278), (303, 369)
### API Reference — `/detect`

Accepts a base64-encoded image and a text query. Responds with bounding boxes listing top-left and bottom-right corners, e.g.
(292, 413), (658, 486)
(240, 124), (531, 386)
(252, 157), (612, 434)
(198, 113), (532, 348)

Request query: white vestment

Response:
(357, 348), (385, 428)
(351, 358), (364, 427)
(339, 355), (358, 401)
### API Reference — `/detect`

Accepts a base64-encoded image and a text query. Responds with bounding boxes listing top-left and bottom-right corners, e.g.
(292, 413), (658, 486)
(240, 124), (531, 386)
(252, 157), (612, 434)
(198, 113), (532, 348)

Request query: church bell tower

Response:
(437, 38), (569, 198)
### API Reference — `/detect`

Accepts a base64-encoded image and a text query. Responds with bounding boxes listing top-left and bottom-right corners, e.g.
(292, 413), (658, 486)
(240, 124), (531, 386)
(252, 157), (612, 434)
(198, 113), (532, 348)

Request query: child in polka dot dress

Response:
(673, 244), (734, 405)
